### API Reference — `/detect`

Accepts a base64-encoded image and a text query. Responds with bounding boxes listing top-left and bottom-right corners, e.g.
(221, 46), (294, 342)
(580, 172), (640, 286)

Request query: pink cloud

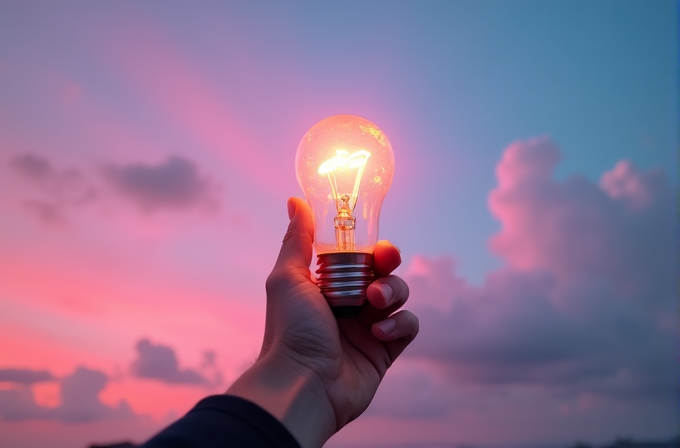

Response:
(489, 137), (672, 298)
(600, 159), (664, 209)
(367, 137), (675, 441)
(0, 366), (135, 423)
(364, 363), (452, 419)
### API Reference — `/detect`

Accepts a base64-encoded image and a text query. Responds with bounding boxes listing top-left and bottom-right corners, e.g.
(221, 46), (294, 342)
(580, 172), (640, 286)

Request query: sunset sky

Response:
(0, 2), (676, 448)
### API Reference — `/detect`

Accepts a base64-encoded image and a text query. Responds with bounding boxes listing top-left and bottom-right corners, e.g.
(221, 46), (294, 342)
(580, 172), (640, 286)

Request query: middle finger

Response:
(358, 274), (410, 327)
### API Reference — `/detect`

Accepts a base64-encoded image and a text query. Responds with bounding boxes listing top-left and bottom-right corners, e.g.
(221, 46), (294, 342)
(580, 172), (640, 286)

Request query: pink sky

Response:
(1, 137), (674, 448)
(0, 3), (676, 448)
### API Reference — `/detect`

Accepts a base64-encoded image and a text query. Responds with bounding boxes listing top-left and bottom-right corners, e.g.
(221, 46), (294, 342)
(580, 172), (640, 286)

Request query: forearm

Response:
(227, 352), (336, 448)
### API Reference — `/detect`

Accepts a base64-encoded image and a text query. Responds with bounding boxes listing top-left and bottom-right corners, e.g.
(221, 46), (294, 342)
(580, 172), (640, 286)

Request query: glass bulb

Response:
(296, 115), (395, 317)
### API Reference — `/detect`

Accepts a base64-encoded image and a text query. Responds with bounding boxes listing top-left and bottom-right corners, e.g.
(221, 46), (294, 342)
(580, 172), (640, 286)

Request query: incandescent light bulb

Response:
(295, 115), (395, 317)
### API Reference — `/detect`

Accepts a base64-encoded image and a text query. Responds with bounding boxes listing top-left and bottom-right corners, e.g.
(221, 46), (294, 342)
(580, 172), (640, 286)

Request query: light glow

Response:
(317, 149), (371, 175)
(296, 115), (394, 254)
(318, 149), (371, 215)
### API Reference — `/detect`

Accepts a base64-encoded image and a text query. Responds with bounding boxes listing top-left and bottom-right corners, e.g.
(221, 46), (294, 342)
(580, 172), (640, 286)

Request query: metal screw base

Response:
(316, 252), (374, 318)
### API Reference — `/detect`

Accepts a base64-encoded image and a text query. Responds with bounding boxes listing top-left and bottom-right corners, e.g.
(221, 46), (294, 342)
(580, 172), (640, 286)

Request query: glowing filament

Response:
(318, 149), (371, 214)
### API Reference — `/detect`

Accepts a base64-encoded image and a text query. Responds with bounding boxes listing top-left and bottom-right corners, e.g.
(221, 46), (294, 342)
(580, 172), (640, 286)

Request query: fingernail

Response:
(380, 284), (394, 305)
(287, 198), (296, 220)
(377, 319), (396, 335)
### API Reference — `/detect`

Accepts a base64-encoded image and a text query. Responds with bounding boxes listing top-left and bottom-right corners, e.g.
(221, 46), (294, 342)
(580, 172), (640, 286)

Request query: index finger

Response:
(373, 240), (401, 277)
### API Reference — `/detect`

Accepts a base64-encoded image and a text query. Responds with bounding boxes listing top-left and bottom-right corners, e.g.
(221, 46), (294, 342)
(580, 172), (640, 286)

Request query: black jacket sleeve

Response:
(139, 395), (301, 448)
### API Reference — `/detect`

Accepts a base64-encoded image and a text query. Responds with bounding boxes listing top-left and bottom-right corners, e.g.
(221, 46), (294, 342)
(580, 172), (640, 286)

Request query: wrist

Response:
(226, 352), (336, 448)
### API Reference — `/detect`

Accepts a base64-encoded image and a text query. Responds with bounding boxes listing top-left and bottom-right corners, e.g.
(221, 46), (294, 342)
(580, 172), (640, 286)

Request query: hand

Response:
(228, 197), (418, 448)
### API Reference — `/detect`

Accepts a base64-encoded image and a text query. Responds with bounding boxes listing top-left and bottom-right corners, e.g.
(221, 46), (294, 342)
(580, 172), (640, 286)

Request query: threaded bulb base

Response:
(316, 252), (374, 318)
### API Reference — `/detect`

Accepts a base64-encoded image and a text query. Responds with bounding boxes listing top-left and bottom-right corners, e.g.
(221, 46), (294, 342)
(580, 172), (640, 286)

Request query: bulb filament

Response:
(318, 149), (371, 251)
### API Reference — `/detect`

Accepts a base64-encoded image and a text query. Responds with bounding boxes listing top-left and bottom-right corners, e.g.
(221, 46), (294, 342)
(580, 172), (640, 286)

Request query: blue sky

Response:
(1, 1), (675, 282)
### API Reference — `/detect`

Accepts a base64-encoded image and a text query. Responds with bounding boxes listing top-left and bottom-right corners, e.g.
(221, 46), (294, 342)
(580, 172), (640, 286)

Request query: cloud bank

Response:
(7, 153), (95, 225)
(130, 338), (220, 387)
(4, 153), (221, 225)
(103, 156), (219, 212)
(0, 367), (134, 423)
(0, 368), (56, 385)
(371, 138), (675, 429)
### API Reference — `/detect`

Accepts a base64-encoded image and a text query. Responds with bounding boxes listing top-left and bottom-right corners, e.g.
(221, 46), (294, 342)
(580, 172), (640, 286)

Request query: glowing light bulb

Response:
(296, 115), (395, 317)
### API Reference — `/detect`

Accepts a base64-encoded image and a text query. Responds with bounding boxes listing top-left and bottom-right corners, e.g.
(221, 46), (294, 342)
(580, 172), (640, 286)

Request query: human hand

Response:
(227, 197), (418, 448)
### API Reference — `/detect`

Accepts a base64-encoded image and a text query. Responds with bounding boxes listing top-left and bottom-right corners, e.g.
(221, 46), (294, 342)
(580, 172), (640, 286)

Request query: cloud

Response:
(130, 339), (218, 386)
(4, 153), (221, 225)
(366, 367), (452, 419)
(8, 153), (54, 181)
(56, 367), (134, 423)
(0, 367), (134, 423)
(0, 368), (56, 385)
(488, 138), (672, 306)
(201, 350), (217, 369)
(6, 153), (96, 225)
(103, 156), (220, 212)
(401, 137), (674, 406)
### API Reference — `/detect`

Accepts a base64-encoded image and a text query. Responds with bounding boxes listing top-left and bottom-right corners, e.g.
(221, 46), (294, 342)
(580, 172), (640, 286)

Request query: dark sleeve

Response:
(139, 395), (301, 448)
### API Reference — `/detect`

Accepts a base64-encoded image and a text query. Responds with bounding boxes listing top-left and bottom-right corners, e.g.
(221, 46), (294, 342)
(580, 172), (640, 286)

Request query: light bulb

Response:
(296, 115), (395, 317)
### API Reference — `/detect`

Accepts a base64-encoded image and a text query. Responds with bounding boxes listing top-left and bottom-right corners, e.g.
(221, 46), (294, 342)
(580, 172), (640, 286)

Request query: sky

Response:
(0, 1), (677, 447)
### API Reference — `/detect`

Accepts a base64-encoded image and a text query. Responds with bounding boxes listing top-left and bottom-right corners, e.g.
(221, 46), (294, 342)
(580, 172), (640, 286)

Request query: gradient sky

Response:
(0, 2), (676, 448)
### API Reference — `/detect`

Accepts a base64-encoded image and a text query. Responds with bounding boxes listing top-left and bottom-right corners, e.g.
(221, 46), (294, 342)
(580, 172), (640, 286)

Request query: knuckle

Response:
(394, 276), (409, 299)
(407, 313), (420, 337)
(282, 228), (296, 244)
(265, 270), (285, 294)
(388, 275), (409, 302)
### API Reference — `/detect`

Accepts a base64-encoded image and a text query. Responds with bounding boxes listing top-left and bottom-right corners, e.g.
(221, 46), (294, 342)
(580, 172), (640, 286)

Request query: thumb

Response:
(272, 197), (314, 275)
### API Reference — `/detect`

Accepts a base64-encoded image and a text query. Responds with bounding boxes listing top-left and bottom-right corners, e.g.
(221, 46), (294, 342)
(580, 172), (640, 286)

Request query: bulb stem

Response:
(334, 217), (356, 251)
(334, 196), (356, 251)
